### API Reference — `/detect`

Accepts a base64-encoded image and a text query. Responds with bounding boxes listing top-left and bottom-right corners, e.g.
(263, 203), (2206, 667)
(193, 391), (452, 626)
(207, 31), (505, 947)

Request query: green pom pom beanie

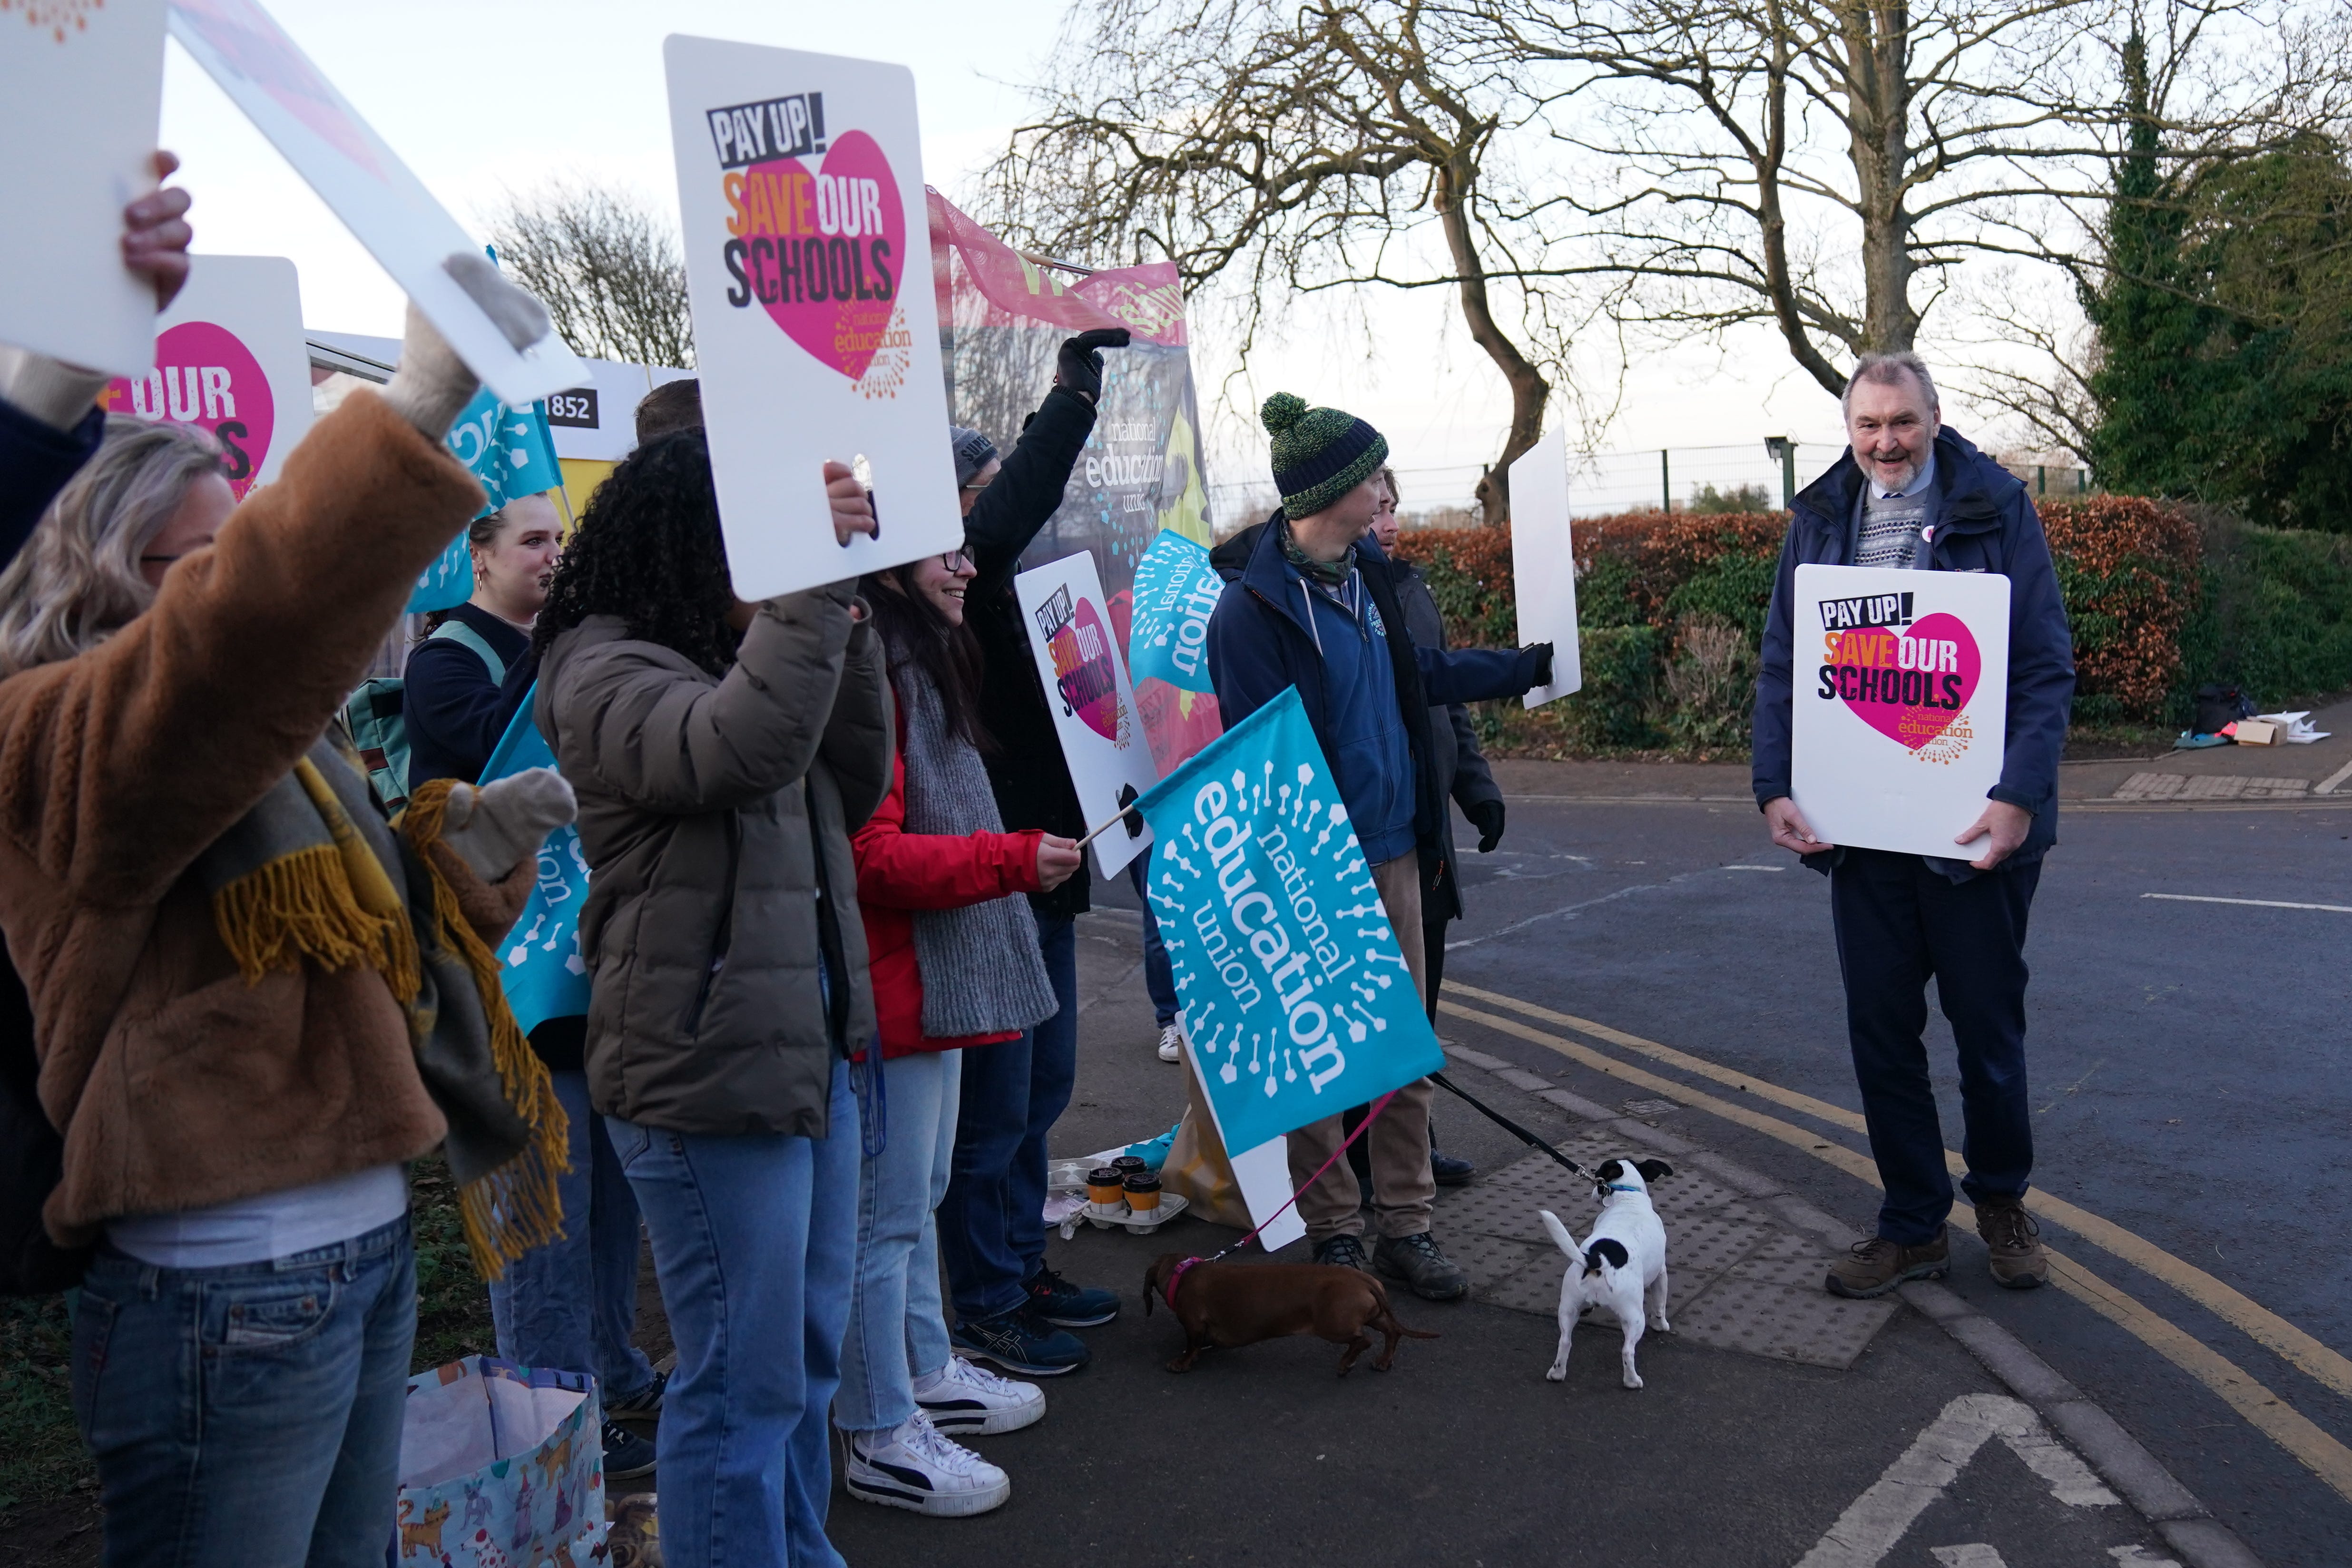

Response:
(1261, 391), (1388, 519)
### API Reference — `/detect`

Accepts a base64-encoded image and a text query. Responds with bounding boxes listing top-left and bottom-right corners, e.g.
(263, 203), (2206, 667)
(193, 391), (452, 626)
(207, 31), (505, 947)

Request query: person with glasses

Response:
(833, 525), (1082, 1516)
(940, 327), (1133, 1378)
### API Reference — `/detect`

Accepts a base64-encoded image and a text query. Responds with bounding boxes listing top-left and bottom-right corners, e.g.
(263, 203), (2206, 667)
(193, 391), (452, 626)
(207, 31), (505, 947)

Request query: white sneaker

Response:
(1156, 1024), (1183, 1063)
(913, 1354), (1046, 1436)
(843, 1410), (1011, 1517)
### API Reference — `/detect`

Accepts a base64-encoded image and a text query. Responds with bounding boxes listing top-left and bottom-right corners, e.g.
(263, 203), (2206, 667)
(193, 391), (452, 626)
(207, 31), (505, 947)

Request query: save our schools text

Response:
(1816, 628), (1965, 709)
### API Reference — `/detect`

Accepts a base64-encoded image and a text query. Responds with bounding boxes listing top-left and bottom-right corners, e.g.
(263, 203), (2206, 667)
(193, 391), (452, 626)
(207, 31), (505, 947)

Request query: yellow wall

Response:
(552, 460), (618, 532)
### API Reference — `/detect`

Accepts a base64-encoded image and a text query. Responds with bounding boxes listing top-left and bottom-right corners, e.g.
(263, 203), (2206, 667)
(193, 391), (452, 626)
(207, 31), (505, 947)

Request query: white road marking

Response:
(2315, 756), (2352, 795)
(1796, 1394), (2118, 1568)
(1722, 864), (1786, 871)
(1929, 1548), (2009, 1568)
(2141, 892), (2352, 914)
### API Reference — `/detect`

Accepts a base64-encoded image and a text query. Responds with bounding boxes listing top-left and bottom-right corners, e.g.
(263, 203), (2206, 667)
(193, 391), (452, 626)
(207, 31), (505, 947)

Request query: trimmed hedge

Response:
(1392, 498), (2350, 759)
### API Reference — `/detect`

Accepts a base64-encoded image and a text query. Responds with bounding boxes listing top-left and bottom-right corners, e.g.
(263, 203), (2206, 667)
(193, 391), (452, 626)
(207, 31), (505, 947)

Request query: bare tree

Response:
(1484, 0), (2324, 397)
(985, 0), (1592, 525)
(487, 181), (695, 369)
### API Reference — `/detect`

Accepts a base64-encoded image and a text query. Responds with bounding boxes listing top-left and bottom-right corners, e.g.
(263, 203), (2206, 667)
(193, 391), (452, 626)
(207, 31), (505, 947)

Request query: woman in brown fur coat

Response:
(0, 282), (574, 1568)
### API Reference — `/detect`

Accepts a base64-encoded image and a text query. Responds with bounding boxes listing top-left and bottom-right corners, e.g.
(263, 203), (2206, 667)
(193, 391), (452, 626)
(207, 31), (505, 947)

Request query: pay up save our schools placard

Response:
(664, 38), (961, 599)
(1791, 564), (2010, 858)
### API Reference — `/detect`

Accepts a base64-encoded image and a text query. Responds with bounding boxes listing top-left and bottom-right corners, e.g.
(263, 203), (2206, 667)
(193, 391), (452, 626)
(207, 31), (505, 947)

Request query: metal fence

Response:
(1207, 438), (2095, 528)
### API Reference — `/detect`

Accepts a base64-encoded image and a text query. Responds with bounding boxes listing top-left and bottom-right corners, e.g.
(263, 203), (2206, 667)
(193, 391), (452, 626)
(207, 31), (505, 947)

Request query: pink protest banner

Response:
(928, 190), (1222, 774)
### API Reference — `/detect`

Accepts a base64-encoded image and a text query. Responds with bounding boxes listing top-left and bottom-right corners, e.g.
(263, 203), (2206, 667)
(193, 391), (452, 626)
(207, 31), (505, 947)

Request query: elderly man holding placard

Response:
(1752, 351), (2076, 1301)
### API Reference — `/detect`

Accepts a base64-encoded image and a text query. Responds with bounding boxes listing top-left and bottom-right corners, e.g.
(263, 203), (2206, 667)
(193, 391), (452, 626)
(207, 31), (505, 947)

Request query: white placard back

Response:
(166, 0), (584, 405)
(0, 0), (168, 375)
(1509, 429), (1582, 707)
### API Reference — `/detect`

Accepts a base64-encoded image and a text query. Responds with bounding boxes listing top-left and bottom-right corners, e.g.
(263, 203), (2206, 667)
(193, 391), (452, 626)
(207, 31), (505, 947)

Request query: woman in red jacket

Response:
(835, 539), (1081, 1519)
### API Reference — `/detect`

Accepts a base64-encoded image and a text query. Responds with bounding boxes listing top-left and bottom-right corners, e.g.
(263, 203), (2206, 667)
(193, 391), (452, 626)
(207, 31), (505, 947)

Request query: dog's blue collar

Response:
(1602, 1183), (1642, 1193)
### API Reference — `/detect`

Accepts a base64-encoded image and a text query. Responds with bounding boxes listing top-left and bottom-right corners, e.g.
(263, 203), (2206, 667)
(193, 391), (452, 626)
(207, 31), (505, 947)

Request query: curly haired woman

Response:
(534, 430), (890, 1568)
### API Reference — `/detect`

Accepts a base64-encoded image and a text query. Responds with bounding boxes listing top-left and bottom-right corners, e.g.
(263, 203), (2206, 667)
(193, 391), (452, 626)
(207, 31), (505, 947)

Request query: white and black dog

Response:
(1539, 1157), (1674, 1390)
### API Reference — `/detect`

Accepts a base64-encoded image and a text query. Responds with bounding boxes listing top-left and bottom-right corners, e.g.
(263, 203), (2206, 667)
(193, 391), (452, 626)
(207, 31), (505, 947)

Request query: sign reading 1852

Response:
(544, 387), (598, 429)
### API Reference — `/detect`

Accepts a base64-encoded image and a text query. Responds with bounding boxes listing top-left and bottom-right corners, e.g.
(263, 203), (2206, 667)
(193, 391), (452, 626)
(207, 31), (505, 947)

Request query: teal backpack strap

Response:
(429, 617), (509, 686)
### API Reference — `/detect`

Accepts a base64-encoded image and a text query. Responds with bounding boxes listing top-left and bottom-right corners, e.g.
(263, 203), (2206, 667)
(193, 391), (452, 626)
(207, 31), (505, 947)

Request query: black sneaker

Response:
(606, 1367), (668, 1421)
(1431, 1150), (1478, 1187)
(1312, 1233), (1372, 1272)
(949, 1305), (1090, 1377)
(602, 1419), (657, 1480)
(1023, 1265), (1119, 1328)
(1373, 1231), (1469, 1301)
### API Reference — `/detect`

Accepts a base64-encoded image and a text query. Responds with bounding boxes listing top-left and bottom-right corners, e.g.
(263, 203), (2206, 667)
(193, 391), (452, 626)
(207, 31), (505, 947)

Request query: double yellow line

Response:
(1437, 981), (2352, 1503)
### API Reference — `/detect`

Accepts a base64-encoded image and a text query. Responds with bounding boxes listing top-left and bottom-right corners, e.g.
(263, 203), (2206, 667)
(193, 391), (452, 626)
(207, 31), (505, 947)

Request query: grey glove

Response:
(0, 347), (112, 433)
(437, 767), (577, 882)
(380, 253), (555, 441)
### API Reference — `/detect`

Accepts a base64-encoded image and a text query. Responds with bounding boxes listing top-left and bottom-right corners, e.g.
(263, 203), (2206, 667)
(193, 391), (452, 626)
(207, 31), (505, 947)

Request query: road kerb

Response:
(1437, 1037), (2266, 1568)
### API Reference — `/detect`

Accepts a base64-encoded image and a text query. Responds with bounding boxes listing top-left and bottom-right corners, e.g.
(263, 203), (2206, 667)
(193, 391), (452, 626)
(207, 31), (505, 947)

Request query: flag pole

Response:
(1073, 803), (1143, 851)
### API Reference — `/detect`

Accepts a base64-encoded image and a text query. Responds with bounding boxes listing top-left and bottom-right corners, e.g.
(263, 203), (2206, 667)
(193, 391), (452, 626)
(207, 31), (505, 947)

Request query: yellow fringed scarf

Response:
(398, 778), (572, 1280)
(201, 745), (568, 1280)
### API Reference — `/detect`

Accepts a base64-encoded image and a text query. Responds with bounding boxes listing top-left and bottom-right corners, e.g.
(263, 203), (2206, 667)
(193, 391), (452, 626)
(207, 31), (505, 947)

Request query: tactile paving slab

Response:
(1435, 1150), (1898, 1372)
(1671, 1280), (1897, 1369)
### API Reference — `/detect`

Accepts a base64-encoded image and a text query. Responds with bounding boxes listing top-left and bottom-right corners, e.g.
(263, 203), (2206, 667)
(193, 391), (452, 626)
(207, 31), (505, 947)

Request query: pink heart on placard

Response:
(1835, 611), (1982, 750)
(735, 129), (906, 382)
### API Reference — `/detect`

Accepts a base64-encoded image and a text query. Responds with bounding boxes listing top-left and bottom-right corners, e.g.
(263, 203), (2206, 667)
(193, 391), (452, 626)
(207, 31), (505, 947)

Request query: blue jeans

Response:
(608, 1059), (858, 1568)
(488, 1068), (655, 1401)
(1128, 853), (1178, 1028)
(834, 1049), (960, 1433)
(1831, 849), (2040, 1245)
(70, 1213), (416, 1568)
(940, 911), (1077, 1320)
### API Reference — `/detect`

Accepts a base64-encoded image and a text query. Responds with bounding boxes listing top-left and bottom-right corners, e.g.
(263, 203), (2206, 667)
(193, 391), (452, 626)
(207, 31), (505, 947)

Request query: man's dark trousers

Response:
(1830, 848), (2040, 1246)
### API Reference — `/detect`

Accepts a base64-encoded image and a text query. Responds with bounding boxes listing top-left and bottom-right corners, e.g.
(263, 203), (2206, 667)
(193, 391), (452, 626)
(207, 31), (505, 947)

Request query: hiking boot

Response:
(1431, 1149), (1478, 1187)
(843, 1411), (1010, 1517)
(602, 1420), (657, 1481)
(1023, 1265), (1119, 1328)
(1374, 1231), (1470, 1302)
(1825, 1230), (1950, 1299)
(1313, 1233), (1372, 1273)
(949, 1305), (1089, 1377)
(914, 1354), (1045, 1436)
(1156, 1024), (1183, 1063)
(1974, 1197), (2048, 1290)
(606, 1366), (667, 1420)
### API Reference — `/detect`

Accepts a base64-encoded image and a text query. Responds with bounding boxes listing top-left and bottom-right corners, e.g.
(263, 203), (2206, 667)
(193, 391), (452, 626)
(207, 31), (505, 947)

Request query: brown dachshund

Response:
(1144, 1254), (1439, 1376)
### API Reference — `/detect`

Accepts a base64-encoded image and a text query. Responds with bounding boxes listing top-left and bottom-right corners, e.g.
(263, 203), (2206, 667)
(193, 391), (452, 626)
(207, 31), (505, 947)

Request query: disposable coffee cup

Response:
(1123, 1173), (1162, 1213)
(1087, 1167), (1125, 1205)
(1111, 1155), (1148, 1177)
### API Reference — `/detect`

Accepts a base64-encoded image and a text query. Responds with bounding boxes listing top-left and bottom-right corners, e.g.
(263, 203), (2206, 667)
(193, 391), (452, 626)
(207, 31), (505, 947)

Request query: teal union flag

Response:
(1126, 528), (1223, 695)
(479, 691), (590, 1036)
(409, 388), (564, 613)
(1138, 686), (1445, 1153)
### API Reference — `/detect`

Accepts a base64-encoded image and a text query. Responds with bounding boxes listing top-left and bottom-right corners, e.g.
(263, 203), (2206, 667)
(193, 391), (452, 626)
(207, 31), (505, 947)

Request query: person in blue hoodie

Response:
(1205, 392), (1550, 1302)
(1750, 351), (2075, 1302)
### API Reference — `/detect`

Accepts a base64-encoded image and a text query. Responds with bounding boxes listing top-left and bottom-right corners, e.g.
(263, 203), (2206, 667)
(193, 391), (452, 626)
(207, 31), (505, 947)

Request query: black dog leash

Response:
(1429, 1071), (1594, 1182)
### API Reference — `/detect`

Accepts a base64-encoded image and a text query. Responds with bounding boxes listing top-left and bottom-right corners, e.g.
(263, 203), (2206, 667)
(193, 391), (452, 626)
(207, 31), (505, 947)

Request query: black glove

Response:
(1526, 642), (1555, 687)
(1054, 327), (1131, 404)
(1467, 798), (1506, 854)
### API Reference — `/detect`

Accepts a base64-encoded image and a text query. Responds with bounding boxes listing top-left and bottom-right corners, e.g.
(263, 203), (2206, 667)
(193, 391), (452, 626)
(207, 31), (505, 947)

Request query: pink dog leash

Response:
(1160, 1089), (1397, 1311)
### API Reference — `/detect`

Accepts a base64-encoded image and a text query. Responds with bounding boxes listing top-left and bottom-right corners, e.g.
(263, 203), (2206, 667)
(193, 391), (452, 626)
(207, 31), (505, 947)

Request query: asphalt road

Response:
(1418, 789), (2352, 1564)
(826, 782), (2352, 1567)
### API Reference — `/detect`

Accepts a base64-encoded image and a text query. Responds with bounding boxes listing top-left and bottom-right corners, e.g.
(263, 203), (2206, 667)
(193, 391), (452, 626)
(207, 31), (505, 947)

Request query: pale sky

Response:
(157, 0), (1935, 518)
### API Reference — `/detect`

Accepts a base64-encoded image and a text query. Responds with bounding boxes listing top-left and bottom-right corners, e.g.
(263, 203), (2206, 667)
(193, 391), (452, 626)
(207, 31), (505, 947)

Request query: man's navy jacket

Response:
(1207, 516), (1542, 909)
(1751, 426), (2076, 881)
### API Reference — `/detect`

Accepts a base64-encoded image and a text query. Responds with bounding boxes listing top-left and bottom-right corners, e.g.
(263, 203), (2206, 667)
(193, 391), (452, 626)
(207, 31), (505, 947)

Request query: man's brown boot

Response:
(1825, 1230), (1949, 1299)
(1974, 1197), (2048, 1289)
